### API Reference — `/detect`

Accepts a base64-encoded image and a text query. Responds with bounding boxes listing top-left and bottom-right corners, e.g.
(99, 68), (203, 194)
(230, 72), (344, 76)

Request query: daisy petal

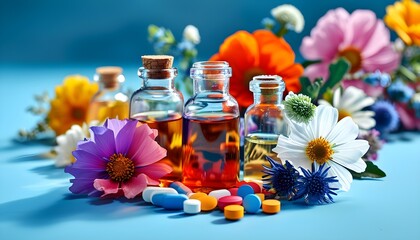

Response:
(327, 117), (359, 145)
(313, 105), (338, 138)
(121, 173), (148, 199)
(93, 179), (119, 196)
(328, 162), (353, 191)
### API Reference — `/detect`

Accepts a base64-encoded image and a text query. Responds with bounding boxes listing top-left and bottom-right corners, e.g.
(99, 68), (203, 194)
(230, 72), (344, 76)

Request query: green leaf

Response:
(397, 65), (417, 82)
(299, 77), (322, 101)
(318, 58), (350, 98)
(301, 59), (322, 68)
(349, 161), (386, 179)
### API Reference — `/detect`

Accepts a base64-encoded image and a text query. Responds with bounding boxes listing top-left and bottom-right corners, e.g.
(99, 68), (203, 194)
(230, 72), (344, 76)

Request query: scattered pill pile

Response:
(142, 181), (281, 221)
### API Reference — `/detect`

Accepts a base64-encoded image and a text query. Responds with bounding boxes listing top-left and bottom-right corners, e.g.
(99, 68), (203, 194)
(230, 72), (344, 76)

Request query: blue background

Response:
(0, 0), (397, 64)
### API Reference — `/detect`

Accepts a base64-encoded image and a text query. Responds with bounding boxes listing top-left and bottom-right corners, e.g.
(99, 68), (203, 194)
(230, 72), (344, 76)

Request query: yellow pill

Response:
(256, 193), (265, 202)
(189, 192), (207, 200)
(224, 205), (244, 220)
(262, 199), (281, 214)
(199, 195), (218, 212)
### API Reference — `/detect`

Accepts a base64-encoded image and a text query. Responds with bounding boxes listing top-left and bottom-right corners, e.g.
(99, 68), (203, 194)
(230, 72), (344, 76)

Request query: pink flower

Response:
(65, 119), (171, 199)
(300, 8), (400, 80)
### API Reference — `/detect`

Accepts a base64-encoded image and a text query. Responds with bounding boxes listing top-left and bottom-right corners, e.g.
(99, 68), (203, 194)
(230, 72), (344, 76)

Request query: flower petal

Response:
(104, 118), (128, 137)
(69, 178), (96, 195)
(311, 105), (338, 138)
(332, 140), (369, 172)
(90, 126), (116, 157)
(121, 173), (148, 199)
(76, 140), (108, 159)
(93, 179), (119, 197)
(137, 162), (172, 180)
(326, 117), (359, 145)
(115, 120), (137, 155)
(72, 150), (107, 169)
(328, 162), (353, 191)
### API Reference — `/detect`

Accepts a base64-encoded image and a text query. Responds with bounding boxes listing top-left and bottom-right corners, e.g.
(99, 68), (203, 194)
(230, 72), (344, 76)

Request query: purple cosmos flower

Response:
(65, 119), (171, 199)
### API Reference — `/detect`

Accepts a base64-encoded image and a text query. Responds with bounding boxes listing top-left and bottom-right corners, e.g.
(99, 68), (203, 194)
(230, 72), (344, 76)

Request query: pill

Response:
(189, 192), (207, 200)
(198, 195), (218, 212)
(218, 196), (243, 210)
(169, 181), (193, 195)
(228, 188), (238, 196)
(246, 181), (262, 193)
(151, 193), (178, 207)
(183, 199), (201, 214)
(243, 194), (262, 214)
(209, 189), (231, 200)
(162, 194), (188, 210)
(142, 187), (177, 203)
(236, 180), (248, 187)
(224, 205), (244, 221)
(255, 193), (265, 202)
(262, 199), (281, 214)
(237, 184), (254, 198)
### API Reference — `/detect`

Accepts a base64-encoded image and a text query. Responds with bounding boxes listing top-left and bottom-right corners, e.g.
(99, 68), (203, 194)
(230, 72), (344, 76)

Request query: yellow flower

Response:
(48, 75), (98, 135)
(384, 0), (420, 46)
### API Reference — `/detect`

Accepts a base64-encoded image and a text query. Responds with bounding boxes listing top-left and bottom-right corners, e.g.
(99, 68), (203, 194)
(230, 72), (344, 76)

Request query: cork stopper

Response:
(141, 55), (174, 79)
(96, 66), (123, 88)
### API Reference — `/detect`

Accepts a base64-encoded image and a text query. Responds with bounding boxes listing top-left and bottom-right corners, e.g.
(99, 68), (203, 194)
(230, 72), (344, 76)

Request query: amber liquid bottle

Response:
(130, 55), (184, 185)
(182, 61), (240, 192)
(244, 75), (288, 182)
(86, 66), (129, 123)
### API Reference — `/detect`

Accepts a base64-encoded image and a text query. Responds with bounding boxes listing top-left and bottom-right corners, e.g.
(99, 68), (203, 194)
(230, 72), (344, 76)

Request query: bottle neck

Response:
(143, 78), (175, 90)
(193, 77), (229, 94)
(99, 81), (120, 91)
(253, 90), (282, 105)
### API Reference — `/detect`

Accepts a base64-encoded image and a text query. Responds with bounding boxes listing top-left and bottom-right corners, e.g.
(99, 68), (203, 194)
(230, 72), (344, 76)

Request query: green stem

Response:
(276, 23), (288, 38)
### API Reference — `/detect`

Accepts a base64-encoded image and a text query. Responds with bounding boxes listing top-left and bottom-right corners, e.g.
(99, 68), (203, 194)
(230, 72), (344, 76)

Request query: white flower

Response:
(54, 123), (90, 167)
(183, 25), (200, 44)
(319, 86), (376, 132)
(273, 105), (369, 191)
(271, 4), (304, 33)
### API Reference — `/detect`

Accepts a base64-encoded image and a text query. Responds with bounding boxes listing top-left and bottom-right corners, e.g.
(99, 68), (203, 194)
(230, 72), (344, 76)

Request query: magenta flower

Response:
(65, 119), (171, 199)
(300, 8), (399, 80)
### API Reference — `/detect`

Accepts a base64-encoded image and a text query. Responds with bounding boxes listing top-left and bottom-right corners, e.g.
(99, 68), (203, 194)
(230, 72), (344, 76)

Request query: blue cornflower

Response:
(371, 100), (399, 133)
(363, 70), (391, 87)
(262, 156), (301, 200)
(296, 163), (339, 205)
(387, 80), (415, 103)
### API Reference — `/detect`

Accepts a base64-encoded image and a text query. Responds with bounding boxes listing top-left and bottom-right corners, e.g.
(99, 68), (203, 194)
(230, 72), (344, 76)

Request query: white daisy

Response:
(319, 86), (376, 132)
(271, 4), (305, 33)
(273, 105), (369, 191)
(183, 25), (200, 44)
(54, 123), (94, 167)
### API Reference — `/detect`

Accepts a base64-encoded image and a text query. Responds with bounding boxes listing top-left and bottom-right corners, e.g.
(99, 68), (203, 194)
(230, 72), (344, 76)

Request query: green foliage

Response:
(350, 161), (386, 179)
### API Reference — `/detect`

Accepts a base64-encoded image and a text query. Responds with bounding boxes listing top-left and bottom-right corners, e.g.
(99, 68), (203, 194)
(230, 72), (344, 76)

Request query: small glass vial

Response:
(183, 61), (240, 192)
(244, 75), (288, 182)
(86, 66), (129, 123)
(130, 55), (184, 185)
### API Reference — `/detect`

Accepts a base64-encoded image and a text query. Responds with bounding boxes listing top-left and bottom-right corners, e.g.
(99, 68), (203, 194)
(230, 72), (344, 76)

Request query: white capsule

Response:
(142, 187), (177, 203)
(184, 199), (201, 214)
(208, 189), (231, 200)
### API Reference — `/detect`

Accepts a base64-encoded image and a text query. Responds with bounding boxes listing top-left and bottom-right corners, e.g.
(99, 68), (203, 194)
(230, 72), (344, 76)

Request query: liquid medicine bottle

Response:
(86, 66), (129, 123)
(182, 61), (240, 192)
(243, 75), (288, 182)
(130, 55), (184, 185)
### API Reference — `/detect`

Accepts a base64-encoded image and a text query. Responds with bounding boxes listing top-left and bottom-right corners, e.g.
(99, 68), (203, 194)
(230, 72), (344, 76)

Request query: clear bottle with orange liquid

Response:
(182, 61), (240, 192)
(243, 75), (288, 183)
(86, 66), (129, 123)
(130, 55), (184, 185)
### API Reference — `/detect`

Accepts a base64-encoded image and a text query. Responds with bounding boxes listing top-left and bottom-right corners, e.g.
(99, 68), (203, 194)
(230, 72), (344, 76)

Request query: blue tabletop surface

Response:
(0, 65), (419, 240)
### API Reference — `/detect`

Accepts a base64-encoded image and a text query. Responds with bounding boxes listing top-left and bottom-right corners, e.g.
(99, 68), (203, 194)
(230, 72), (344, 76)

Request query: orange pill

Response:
(224, 205), (244, 220)
(256, 193), (265, 202)
(262, 199), (281, 214)
(199, 195), (218, 211)
(189, 192), (207, 200)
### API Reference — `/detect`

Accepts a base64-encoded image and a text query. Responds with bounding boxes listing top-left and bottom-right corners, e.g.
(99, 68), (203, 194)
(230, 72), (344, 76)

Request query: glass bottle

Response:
(182, 61), (240, 192)
(130, 55), (184, 185)
(243, 75), (288, 182)
(86, 66), (129, 123)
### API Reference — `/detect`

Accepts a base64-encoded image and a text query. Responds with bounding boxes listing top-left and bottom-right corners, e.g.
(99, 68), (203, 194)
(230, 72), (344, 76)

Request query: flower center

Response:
(106, 153), (135, 183)
(305, 137), (334, 164)
(72, 107), (86, 120)
(338, 46), (362, 73)
(338, 109), (352, 121)
(308, 177), (325, 194)
(243, 67), (266, 87)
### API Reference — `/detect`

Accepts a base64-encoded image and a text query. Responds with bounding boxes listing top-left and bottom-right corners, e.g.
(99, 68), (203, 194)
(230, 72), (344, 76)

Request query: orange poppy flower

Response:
(210, 30), (303, 110)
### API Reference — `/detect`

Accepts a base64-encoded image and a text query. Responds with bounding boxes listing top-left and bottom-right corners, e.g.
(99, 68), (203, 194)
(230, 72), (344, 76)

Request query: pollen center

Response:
(338, 109), (352, 121)
(106, 153), (135, 183)
(338, 46), (362, 73)
(72, 107), (86, 120)
(305, 137), (334, 164)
